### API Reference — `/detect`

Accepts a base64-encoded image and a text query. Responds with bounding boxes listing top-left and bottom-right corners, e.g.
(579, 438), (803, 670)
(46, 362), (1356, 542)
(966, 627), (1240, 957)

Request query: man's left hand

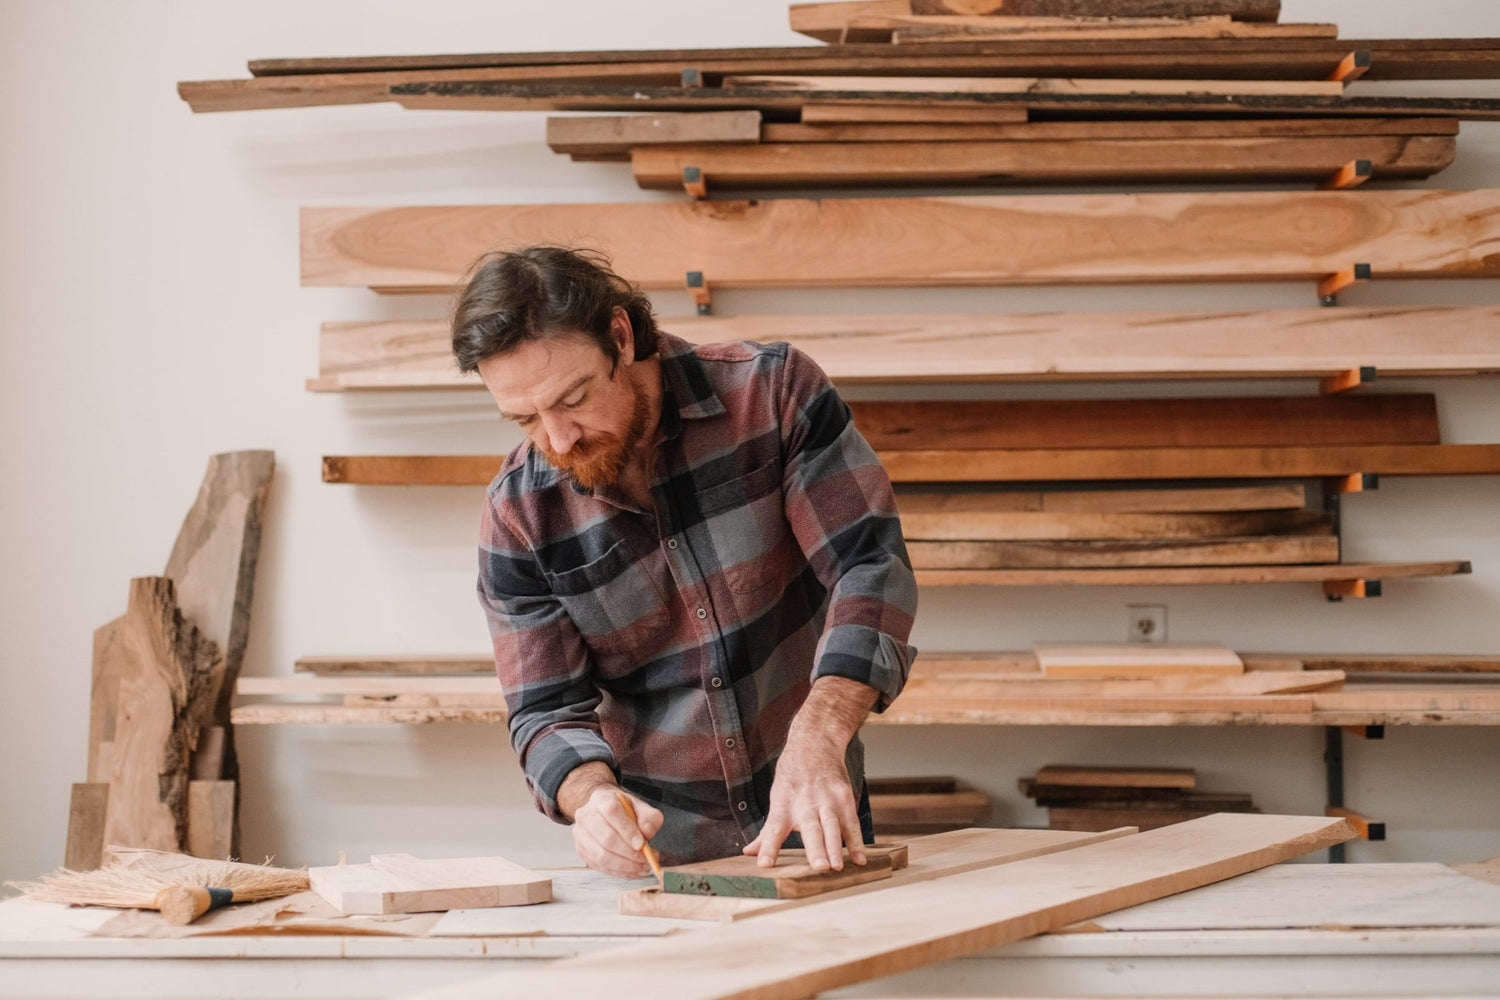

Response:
(742, 675), (877, 872)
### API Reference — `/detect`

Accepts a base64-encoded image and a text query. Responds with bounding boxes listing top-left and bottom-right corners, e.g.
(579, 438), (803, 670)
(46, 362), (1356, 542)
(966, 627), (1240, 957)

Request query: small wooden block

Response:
(186, 780), (236, 859)
(310, 854), (552, 914)
(1035, 642), (1243, 678)
(64, 783), (110, 872)
(663, 845), (906, 898)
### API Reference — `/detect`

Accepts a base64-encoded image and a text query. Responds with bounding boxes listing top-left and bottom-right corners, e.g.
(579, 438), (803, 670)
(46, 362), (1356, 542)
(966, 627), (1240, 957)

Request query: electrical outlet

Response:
(1127, 604), (1167, 644)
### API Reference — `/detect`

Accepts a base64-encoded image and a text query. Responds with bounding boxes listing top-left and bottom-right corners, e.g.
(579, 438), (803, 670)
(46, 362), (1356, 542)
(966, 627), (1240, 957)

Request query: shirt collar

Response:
(656, 331), (726, 438)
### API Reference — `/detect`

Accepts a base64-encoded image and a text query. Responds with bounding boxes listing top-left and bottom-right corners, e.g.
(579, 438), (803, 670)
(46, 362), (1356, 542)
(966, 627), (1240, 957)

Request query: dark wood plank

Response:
(300, 191), (1500, 294)
(912, 561), (1471, 587)
(909, 0), (1282, 19)
(907, 534), (1340, 569)
(847, 396), (1442, 451)
(761, 117), (1460, 143)
(896, 504), (1334, 541)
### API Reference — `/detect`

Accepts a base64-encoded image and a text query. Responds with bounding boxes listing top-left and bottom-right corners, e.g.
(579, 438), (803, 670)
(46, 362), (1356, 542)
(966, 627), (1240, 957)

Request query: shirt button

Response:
(696, 607), (707, 619)
(725, 738), (736, 748)
(737, 801), (748, 812)
(710, 676), (723, 688)
(667, 539), (678, 549)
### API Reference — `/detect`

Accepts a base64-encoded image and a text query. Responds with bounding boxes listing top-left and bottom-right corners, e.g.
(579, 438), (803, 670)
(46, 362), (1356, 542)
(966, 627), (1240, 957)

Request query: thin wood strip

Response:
(896, 485), (1310, 516)
(902, 670), (1347, 696)
(722, 74), (1348, 98)
(907, 0), (1284, 20)
(297, 654), (495, 675)
(411, 814), (1352, 1000)
(307, 307), (1500, 391)
(631, 135), (1454, 188)
(760, 117), (1461, 143)
(319, 445), (1500, 486)
(547, 111), (763, 157)
(912, 561), (1471, 587)
(241, 676), (503, 696)
(896, 508), (1333, 542)
(890, 22), (1333, 43)
(906, 535), (1341, 569)
(798, 102), (1031, 123)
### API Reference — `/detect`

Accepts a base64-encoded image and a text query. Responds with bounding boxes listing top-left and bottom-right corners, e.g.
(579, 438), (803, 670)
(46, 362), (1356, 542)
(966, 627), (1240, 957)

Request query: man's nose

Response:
(539, 412), (581, 454)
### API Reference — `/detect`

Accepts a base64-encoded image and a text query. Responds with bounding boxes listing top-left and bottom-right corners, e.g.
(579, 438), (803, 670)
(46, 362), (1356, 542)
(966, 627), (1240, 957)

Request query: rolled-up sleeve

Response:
(478, 492), (616, 821)
(775, 346), (917, 711)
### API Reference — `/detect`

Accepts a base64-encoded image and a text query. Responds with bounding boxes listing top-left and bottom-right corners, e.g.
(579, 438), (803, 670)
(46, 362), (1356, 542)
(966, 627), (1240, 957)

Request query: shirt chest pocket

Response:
(693, 459), (793, 595)
(542, 540), (671, 673)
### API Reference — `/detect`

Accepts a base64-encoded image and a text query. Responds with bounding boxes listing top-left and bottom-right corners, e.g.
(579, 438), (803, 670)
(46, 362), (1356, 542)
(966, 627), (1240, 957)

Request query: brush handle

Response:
(154, 885), (235, 925)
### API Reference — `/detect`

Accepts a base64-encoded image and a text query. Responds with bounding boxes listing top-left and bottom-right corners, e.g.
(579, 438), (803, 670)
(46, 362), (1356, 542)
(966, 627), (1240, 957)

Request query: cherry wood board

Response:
(907, 534), (1340, 569)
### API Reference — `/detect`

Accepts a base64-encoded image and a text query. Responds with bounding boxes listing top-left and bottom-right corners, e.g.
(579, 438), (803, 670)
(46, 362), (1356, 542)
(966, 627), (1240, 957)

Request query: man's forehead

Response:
(479, 336), (608, 416)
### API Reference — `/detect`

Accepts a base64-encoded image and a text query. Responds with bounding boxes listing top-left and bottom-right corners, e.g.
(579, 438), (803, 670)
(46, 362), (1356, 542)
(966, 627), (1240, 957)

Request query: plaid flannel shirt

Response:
(477, 333), (916, 864)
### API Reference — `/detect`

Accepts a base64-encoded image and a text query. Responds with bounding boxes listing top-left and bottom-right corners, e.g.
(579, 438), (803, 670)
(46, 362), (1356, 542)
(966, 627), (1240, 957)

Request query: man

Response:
(453, 246), (916, 878)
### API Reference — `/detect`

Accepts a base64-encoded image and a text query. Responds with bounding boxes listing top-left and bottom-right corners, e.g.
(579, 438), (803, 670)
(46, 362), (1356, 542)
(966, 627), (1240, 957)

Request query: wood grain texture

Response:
(417, 814), (1352, 1000)
(306, 307), (1500, 390)
(849, 396), (1441, 451)
(799, 101), (1029, 122)
(663, 846), (905, 899)
(724, 74), (1346, 98)
(300, 190), (1500, 293)
(763, 117), (1461, 143)
(321, 445), (1500, 486)
(891, 21), (1331, 43)
(912, 560), (1471, 587)
(791, 0), (1286, 41)
(101, 578), (224, 854)
(896, 506), (1333, 541)
(185, 780), (235, 860)
(64, 783), (109, 871)
(86, 619), (123, 782)
(907, 534), (1340, 568)
(1035, 765), (1197, 789)
(909, 0), (1282, 19)
(631, 135), (1455, 187)
(1036, 644), (1242, 678)
(296, 654), (494, 675)
(904, 669), (1345, 698)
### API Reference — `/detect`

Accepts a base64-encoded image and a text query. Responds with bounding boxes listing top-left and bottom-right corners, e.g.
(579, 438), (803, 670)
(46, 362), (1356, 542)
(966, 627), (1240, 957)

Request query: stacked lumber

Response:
(867, 776), (991, 836)
(1020, 764), (1260, 832)
(69, 452), (274, 869)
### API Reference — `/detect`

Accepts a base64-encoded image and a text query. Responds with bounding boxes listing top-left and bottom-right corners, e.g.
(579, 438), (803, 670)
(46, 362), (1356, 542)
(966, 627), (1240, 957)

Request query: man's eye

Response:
(562, 395), (586, 410)
(516, 415), (537, 428)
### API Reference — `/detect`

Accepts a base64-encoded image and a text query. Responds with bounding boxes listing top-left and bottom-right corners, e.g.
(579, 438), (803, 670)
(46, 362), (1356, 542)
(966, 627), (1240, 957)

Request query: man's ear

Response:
(611, 305), (635, 364)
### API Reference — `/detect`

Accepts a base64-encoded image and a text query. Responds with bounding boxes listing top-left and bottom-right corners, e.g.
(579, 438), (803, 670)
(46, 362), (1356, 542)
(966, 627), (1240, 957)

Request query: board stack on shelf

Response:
(866, 776), (991, 836)
(1020, 764), (1260, 832)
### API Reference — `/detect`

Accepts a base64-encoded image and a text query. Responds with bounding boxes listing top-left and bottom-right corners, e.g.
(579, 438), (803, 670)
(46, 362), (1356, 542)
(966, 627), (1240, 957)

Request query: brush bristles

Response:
(7, 859), (309, 909)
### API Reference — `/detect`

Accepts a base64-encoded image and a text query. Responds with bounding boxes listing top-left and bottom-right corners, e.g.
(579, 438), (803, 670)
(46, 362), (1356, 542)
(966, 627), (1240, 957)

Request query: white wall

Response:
(2, 0), (1497, 883)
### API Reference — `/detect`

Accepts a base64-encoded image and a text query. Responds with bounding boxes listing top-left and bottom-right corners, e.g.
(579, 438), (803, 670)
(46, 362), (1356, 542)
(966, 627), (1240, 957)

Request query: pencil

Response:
(615, 790), (664, 884)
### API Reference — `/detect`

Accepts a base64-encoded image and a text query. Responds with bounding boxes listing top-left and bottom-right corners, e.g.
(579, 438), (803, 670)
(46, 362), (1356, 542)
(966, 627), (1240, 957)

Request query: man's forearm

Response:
(555, 760), (619, 822)
(786, 675), (879, 756)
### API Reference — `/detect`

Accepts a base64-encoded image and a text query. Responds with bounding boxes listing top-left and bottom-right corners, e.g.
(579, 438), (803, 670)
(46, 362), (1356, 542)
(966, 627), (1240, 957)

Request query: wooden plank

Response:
(725, 74), (1347, 98)
(309, 854), (551, 914)
(912, 560), (1471, 587)
(1049, 806), (1232, 831)
(621, 827), (1133, 921)
(906, 534), (1341, 569)
(870, 791), (990, 825)
(320, 445), (1500, 487)
(101, 578), (224, 853)
(306, 306), (1500, 390)
(909, 0), (1283, 19)
(632, 135), (1454, 187)
(790, 1), (1285, 42)
(233, 704), (510, 725)
(850, 395), (1442, 451)
(801, 101), (1030, 122)
(663, 846), (906, 899)
(1034, 765), (1197, 789)
(896, 499), (1326, 539)
(296, 654), (493, 675)
(904, 669), (1346, 697)
(422, 815), (1352, 1000)
(763, 117), (1461, 143)
(546, 111), (762, 157)
(185, 780), (235, 860)
(300, 191), (1500, 293)
(1035, 643), (1246, 678)
(892, 21), (1334, 43)
(240, 676), (504, 696)
(386, 80), (1500, 121)
(63, 783), (109, 871)
(86, 619), (123, 782)
(1276, 653), (1500, 675)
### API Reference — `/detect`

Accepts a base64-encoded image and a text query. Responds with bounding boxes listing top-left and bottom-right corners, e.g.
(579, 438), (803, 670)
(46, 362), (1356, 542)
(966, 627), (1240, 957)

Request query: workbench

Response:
(3, 861), (1497, 999)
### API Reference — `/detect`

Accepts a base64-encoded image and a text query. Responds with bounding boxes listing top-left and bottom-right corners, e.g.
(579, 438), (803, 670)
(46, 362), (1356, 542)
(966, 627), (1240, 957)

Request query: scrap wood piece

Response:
(891, 21), (1334, 43)
(764, 116), (1461, 142)
(65, 784), (110, 871)
(296, 654), (494, 675)
(310, 854), (551, 914)
(906, 534), (1341, 569)
(800, 101), (1029, 122)
(908, 0), (1283, 19)
(622, 826), (1133, 921)
(662, 845), (907, 899)
(1268, 653), (1500, 675)
(895, 501), (1330, 540)
(300, 190), (1500, 293)
(232, 704), (509, 725)
(101, 577), (224, 854)
(912, 561), (1473, 588)
(1035, 643), (1243, 678)
(903, 669), (1346, 697)
(723, 73), (1347, 98)
(630, 134), (1455, 187)
(848, 394), (1443, 451)
(239, 675), (504, 696)
(901, 485), (1311, 515)
(1035, 765), (1197, 789)
(416, 814), (1352, 1000)
(305, 306), (1500, 391)
(546, 111), (763, 158)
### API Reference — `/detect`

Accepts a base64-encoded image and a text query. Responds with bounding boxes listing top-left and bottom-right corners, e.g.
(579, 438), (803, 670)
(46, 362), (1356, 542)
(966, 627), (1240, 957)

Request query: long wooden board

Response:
(631, 135), (1455, 187)
(849, 396), (1441, 451)
(242, 39), (1500, 83)
(725, 74), (1347, 98)
(415, 814), (1352, 1000)
(306, 307), (1500, 390)
(897, 506), (1331, 541)
(320, 445), (1500, 486)
(911, 560), (1470, 587)
(301, 191), (1500, 293)
(901, 669), (1346, 696)
(761, 117), (1461, 144)
(790, 1), (1289, 42)
(907, 534), (1341, 568)
(662, 845), (906, 898)
(891, 21), (1329, 43)
(1035, 643), (1242, 678)
(908, 0), (1282, 17)
(798, 101), (1030, 122)
(546, 111), (762, 157)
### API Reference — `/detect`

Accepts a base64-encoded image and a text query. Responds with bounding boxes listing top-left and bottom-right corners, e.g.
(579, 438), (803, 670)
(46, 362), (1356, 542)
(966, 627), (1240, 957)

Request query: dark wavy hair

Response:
(450, 246), (659, 375)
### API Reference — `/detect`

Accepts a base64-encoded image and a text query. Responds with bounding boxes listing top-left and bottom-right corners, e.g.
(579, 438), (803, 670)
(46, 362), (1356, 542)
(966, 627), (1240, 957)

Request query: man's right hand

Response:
(558, 762), (663, 878)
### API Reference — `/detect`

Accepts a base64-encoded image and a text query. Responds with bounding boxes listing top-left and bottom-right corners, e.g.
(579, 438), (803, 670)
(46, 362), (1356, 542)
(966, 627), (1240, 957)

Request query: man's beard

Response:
(539, 372), (651, 493)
